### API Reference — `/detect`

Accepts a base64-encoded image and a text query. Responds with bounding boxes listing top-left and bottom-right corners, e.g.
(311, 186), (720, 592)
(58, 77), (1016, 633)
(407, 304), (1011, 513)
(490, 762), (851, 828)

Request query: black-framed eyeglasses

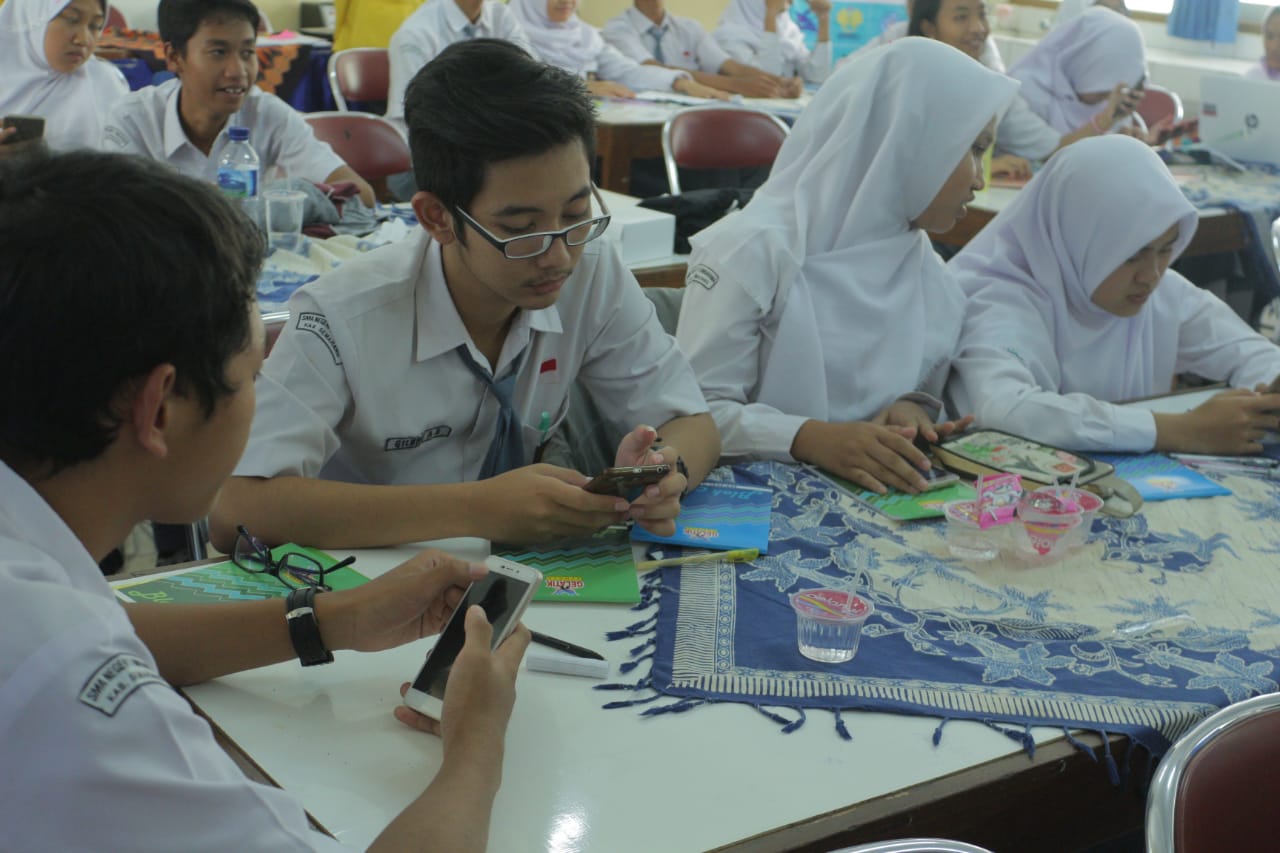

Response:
(232, 525), (355, 591)
(454, 183), (612, 260)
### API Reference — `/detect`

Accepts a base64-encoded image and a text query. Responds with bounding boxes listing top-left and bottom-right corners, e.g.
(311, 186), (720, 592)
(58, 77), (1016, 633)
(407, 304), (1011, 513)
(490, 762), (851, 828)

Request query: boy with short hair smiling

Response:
(103, 0), (375, 206)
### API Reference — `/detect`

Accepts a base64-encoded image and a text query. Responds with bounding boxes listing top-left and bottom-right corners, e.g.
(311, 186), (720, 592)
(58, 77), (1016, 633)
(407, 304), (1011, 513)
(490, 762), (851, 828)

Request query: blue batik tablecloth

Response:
(604, 462), (1280, 763)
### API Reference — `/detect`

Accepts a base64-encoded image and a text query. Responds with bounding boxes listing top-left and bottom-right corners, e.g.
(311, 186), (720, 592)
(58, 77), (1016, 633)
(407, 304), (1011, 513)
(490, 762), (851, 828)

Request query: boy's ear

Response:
(129, 364), (179, 459)
(412, 191), (459, 246)
(163, 42), (184, 75)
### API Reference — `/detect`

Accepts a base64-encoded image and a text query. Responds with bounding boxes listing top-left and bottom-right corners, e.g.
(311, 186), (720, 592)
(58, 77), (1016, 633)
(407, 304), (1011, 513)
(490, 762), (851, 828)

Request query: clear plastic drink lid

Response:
(789, 589), (873, 621)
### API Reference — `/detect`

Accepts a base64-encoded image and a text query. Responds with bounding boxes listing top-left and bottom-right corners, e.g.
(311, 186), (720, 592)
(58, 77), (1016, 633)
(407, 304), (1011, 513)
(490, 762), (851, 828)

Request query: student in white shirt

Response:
(713, 0), (833, 84)
(947, 136), (1280, 454)
(1244, 5), (1280, 82)
(101, 0), (375, 206)
(0, 147), (528, 852)
(507, 0), (727, 99)
(386, 0), (536, 132)
(841, 0), (1003, 73)
(676, 39), (1017, 496)
(209, 40), (719, 551)
(0, 0), (128, 151)
(602, 0), (797, 98)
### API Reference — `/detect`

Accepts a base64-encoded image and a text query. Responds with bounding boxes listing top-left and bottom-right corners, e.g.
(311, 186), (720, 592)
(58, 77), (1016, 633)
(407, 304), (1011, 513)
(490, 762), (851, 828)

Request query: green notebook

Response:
(492, 526), (640, 604)
(820, 472), (975, 521)
(112, 544), (368, 604)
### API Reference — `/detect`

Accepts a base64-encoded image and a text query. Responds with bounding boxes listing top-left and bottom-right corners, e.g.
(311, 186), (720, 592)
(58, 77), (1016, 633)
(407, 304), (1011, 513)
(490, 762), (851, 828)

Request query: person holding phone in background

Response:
(210, 40), (719, 552)
(101, 0), (376, 207)
(713, 0), (833, 85)
(676, 38), (1018, 496)
(0, 148), (530, 852)
(1244, 5), (1280, 82)
(0, 0), (128, 152)
(947, 136), (1280, 454)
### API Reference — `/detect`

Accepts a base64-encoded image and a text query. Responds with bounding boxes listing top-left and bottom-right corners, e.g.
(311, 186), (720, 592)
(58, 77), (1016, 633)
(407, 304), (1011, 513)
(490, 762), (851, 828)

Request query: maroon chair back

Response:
(662, 107), (790, 194)
(327, 48), (391, 111)
(1174, 703), (1280, 851)
(104, 5), (127, 29)
(304, 112), (411, 180)
(262, 312), (289, 356)
(1136, 84), (1183, 129)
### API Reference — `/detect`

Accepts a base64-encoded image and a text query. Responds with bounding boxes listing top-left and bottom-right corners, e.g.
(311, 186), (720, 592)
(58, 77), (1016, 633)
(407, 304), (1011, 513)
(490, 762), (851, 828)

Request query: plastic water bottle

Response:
(216, 126), (261, 224)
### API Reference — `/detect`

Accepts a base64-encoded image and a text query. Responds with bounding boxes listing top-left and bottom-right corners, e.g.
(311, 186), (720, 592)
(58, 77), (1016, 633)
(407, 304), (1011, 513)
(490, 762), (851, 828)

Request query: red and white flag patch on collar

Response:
(539, 358), (558, 375)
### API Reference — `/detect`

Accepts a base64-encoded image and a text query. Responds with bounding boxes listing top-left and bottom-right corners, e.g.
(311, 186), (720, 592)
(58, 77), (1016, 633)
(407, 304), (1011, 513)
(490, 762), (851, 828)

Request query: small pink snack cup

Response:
(1014, 488), (1085, 558)
(976, 473), (1022, 529)
(1034, 486), (1103, 548)
(789, 589), (874, 664)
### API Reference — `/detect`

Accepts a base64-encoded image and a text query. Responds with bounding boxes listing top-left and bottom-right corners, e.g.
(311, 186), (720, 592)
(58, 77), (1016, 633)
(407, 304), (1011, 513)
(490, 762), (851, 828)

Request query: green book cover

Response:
(112, 545), (368, 604)
(820, 472), (975, 521)
(492, 526), (640, 604)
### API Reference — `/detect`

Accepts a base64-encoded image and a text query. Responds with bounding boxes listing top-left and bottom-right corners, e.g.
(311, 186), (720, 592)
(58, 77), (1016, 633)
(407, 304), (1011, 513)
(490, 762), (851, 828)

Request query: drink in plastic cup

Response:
(789, 589), (874, 664)
(944, 499), (1002, 561)
(264, 188), (307, 253)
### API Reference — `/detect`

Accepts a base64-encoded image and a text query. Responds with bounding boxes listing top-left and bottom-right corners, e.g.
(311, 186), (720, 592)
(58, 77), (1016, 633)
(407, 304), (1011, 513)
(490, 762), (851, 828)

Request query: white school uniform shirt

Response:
(676, 39), (1018, 462)
(0, 0), (129, 150)
(234, 230), (707, 485)
(840, 22), (1005, 73)
(601, 7), (731, 73)
(507, 0), (687, 92)
(386, 0), (535, 128)
(0, 462), (345, 852)
(101, 77), (345, 185)
(712, 0), (832, 82)
(995, 93), (1063, 161)
(947, 135), (1280, 452)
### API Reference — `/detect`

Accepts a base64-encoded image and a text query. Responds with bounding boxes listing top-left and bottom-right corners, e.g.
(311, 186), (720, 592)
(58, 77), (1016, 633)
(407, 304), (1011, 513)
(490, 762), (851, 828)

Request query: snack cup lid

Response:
(789, 589), (873, 623)
(944, 500), (981, 526)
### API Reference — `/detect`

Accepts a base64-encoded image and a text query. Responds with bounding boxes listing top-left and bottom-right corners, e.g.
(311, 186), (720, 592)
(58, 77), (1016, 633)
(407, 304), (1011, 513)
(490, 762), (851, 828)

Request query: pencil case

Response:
(931, 429), (1143, 518)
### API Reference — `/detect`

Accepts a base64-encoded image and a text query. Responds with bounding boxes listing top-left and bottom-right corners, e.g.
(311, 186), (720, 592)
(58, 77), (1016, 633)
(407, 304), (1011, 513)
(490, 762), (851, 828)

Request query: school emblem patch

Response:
(687, 264), (719, 290)
(297, 312), (342, 365)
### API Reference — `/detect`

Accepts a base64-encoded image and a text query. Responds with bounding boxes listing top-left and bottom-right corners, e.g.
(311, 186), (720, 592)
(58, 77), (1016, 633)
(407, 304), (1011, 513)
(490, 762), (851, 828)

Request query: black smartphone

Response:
(2, 115), (45, 144)
(583, 463), (671, 497)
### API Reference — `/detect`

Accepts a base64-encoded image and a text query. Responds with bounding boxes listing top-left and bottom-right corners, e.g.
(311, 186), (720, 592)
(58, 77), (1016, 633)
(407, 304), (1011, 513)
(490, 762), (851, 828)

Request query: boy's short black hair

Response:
(0, 150), (262, 475)
(404, 39), (598, 219)
(908, 0), (946, 36)
(158, 0), (261, 54)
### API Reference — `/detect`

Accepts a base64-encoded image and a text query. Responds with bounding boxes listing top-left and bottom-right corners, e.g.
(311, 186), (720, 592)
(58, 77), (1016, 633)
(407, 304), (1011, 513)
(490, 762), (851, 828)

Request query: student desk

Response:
(178, 538), (1145, 852)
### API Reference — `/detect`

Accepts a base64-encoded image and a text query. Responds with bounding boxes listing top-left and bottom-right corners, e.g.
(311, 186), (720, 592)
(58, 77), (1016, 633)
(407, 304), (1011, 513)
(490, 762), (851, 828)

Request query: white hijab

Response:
(506, 0), (603, 74)
(1008, 7), (1146, 134)
(950, 135), (1199, 402)
(688, 37), (1018, 423)
(714, 0), (809, 66)
(0, 0), (127, 150)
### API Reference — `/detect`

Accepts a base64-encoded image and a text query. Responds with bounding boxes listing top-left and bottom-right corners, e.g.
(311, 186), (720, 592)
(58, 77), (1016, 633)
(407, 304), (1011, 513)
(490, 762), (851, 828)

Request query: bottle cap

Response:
(228, 126), (249, 142)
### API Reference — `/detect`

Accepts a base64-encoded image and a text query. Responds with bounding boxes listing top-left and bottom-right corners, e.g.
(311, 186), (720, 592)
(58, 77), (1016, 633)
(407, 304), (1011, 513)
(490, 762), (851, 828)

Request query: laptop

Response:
(1198, 74), (1280, 167)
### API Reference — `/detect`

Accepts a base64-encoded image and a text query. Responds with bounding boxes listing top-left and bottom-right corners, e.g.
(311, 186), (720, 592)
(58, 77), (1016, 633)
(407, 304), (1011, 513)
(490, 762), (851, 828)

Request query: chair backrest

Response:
(104, 4), (127, 29)
(327, 47), (390, 112)
(262, 310), (289, 356)
(1136, 83), (1184, 129)
(661, 106), (790, 195)
(826, 839), (995, 853)
(1146, 692), (1280, 852)
(303, 112), (411, 181)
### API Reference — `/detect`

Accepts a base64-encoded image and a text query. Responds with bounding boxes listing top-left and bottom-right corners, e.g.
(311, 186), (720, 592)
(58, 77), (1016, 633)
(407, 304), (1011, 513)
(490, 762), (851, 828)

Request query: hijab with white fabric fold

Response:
(0, 0), (127, 150)
(713, 0), (810, 67)
(950, 134), (1198, 403)
(687, 37), (1018, 424)
(1008, 6), (1146, 134)
(506, 0), (603, 74)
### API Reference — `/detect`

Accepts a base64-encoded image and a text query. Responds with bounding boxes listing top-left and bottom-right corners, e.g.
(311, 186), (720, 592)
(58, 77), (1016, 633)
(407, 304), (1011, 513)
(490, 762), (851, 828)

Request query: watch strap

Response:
(285, 586), (334, 667)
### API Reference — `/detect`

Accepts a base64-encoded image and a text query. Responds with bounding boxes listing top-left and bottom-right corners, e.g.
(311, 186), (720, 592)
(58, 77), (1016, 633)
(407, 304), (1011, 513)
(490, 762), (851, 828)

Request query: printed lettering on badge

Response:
(297, 312), (342, 365)
(79, 654), (166, 717)
(687, 264), (719, 290)
(384, 424), (453, 451)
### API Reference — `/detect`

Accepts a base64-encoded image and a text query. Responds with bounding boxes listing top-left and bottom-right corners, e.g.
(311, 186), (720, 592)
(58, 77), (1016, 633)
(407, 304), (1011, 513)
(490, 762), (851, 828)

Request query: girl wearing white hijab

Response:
(676, 38), (1018, 495)
(947, 136), (1280, 455)
(713, 0), (833, 85)
(507, 0), (727, 99)
(0, 0), (128, 151)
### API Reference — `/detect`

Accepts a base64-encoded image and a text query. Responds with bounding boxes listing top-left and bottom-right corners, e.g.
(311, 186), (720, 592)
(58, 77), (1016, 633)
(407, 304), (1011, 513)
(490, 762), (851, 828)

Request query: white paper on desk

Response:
(632, 90), (724, 106)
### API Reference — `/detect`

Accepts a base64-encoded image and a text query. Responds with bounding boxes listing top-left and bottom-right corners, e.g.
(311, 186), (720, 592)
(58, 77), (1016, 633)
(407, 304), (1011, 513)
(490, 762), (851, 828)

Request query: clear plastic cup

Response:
(789, 589), (873, 664)
(944, 500), (1003, 561)
(1014, 488), (1085, 559)
(264, 188), (307, 253)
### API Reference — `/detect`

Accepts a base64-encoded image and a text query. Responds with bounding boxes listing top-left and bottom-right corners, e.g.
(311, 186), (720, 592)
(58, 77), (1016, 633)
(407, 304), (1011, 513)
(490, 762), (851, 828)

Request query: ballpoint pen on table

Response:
(1178, 460), (1280, 479)
(1170, 453), (1279, 469)
(635, 547), (760, 573)
(529, 630), (605, 661)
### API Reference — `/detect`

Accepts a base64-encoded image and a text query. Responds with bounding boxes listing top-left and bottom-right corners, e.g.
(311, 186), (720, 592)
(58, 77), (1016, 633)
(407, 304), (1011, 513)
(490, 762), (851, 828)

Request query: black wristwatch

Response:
(285, 586), (334, 666)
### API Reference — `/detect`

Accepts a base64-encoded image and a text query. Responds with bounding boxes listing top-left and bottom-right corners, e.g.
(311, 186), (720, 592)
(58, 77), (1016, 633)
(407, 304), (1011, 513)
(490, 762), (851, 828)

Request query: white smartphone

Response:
(402, 555), (542, 720)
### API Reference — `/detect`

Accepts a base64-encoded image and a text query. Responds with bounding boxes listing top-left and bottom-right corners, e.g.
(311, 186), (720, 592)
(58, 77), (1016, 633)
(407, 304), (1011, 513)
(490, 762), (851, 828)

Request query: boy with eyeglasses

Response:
(210, 39), (719, 551)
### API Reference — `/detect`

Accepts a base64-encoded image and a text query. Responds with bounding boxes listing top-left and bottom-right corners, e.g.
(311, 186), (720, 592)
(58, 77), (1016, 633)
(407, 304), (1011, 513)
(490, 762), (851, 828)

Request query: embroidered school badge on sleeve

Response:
(297, 312), (343, 365)
(78, 654), (166, 717)
(687, 264), (719, 290)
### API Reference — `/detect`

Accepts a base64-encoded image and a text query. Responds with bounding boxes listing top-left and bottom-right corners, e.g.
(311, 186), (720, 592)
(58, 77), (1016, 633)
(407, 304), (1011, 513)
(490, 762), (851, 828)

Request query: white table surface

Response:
(970, 181), (1231, 221)
(184, 539), (1070, 852)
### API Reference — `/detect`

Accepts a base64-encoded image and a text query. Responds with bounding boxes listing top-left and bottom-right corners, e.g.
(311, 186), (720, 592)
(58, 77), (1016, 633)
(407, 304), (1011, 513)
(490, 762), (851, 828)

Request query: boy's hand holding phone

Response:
(610, 424), (689, 536)
(476, 463), (630, 543)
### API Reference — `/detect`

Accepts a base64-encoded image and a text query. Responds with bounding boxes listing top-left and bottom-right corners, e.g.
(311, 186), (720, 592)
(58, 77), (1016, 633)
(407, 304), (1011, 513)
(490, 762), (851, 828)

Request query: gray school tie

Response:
(462, 23), (477, 38)
(649, 25), (666, 64)
(455, 344), (526, 479)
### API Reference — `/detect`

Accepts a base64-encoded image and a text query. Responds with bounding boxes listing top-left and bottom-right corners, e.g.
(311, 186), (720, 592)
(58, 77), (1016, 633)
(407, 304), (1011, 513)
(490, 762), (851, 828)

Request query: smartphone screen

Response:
(2, 115), (45, 144)
(409, 571), (534, 702)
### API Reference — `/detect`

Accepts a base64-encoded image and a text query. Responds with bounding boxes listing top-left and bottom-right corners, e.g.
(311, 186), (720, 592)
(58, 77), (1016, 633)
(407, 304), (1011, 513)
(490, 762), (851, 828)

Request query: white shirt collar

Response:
(0, 460), (103, 596)
(443, 0), (491, 34)
(162, 81), (238, 160)
(625, 5), (668, 34)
